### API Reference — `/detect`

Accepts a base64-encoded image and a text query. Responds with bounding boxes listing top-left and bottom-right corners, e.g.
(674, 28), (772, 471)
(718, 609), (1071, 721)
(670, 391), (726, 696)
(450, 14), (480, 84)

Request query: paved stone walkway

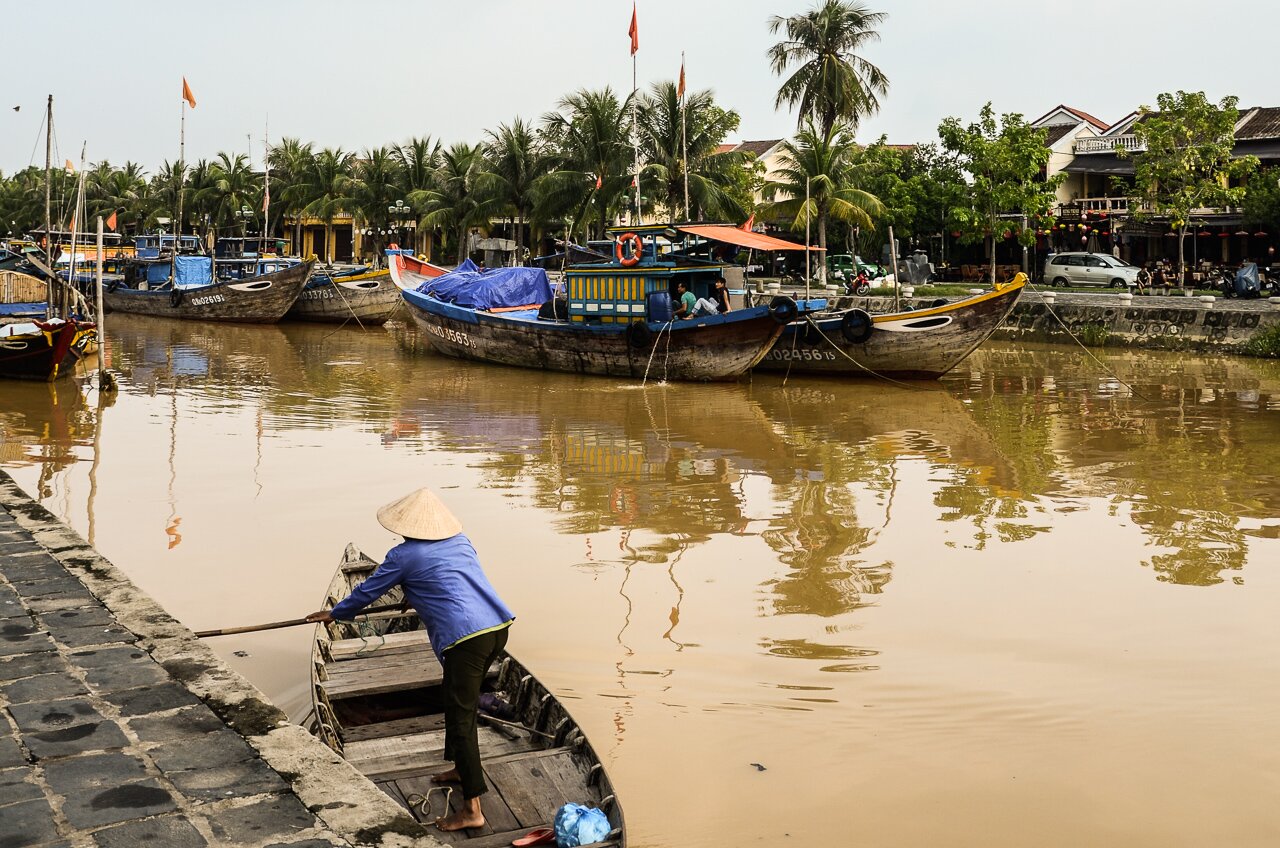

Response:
(0, 473), (435, 848)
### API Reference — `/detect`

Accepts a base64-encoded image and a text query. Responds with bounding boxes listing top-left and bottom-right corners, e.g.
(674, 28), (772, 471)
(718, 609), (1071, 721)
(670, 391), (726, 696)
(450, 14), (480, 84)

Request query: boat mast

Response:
(173, 84), (186, 278)
(66, 143), (87, 307)
(44, 95), (54, 317)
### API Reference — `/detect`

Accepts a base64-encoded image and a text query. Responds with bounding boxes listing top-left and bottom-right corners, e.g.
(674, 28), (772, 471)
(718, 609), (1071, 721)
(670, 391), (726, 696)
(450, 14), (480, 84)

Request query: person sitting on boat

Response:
(305, 488), (515, 833)
(679, 279), (727, 319)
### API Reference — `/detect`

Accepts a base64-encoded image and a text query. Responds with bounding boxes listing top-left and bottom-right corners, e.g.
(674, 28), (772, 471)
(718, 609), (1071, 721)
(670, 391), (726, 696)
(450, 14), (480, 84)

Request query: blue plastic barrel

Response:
(646, 290), (673, 322)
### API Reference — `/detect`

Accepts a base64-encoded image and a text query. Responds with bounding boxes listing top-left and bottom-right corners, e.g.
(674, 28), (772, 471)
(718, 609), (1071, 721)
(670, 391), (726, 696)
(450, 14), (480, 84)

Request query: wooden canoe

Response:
(103, 259), (314, 324)
(386, 248), (450, 291)
(0, 318), (95, 381)
(754, 276), (1025, 379)
(310, 544), (625, 847)
(285, 268), (402, 324)
(400, 288), (806, 382)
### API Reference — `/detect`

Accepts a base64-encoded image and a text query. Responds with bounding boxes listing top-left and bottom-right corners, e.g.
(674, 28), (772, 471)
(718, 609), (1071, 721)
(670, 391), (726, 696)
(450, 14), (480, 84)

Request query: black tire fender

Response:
(626, 319), (653, 348)
(768, 295), (799, 325)
(169, 287), (184, 309)
(840, 308), (874, 344)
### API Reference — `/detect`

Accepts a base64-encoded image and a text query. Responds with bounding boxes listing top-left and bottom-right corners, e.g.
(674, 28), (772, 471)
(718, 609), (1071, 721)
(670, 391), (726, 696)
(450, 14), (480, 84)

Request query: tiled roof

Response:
(734, 139), (784, 157)
(1237, 107), (1280, 140)
(1032, 104), (1109, 131)
(1042, 124), (1076, 146)
(714, 143), (736, 154)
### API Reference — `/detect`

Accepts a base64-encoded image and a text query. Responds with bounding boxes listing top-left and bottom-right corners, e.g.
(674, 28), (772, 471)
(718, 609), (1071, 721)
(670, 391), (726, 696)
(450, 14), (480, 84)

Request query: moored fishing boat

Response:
(755, 274), (1026, 379)
(0, 317), (94, 381)
(401, 226), (821, 381)
(286, 266), (402, 324)
(311, 544), (624, 846)
(103, 257), (314, 323)
(386, 246), (449, 291)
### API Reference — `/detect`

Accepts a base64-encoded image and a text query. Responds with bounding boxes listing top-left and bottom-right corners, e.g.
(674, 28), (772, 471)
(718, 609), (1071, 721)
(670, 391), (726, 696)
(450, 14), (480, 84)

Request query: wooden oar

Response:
(194, 603), (411, 638)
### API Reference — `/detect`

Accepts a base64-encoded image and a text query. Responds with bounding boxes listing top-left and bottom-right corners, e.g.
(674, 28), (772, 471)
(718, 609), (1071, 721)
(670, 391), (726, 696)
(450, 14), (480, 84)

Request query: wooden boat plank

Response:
(347, 726), (541, 780)
(320, 663), (444, 700)
(394, 773), (523, 838)
(324, 650), (438, 678)
(341, 713), (447, 744)
(486, 750), (590, 830)
(329, 629), (431, 661)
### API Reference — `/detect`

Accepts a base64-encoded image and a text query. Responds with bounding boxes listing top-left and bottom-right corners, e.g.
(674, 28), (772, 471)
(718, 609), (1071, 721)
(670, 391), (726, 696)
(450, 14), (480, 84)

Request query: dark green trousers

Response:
(442, 625), (509, 799)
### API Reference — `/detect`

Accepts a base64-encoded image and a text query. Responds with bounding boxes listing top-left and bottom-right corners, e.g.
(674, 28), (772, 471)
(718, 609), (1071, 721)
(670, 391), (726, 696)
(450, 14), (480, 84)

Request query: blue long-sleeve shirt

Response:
(331, 534), (514, 660)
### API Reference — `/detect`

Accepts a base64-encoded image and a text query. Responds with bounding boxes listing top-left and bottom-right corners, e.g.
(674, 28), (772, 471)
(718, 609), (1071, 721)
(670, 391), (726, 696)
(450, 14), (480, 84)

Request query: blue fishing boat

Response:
(399, 225), (822, 381)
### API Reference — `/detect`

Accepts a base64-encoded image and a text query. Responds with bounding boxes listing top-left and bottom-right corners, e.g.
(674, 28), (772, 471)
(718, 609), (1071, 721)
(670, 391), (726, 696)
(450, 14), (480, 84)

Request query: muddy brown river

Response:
(2, 314), (1278, 847)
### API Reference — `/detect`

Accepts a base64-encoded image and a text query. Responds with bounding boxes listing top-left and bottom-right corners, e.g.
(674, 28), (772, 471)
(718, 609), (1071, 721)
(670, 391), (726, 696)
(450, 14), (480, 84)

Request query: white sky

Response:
(3, 0), (1276, 174)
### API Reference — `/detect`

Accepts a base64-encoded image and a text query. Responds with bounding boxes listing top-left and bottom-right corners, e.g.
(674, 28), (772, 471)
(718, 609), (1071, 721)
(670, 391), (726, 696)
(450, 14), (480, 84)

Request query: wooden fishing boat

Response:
(400, 227), (820, 381)
(311, 544), (624, 847)
(103, 258), (314, 324)
(286, 267), (402, 324)
(755, 275), (1025, 379)
(0, 317), (95, 381)
(386, 246), (449, 291)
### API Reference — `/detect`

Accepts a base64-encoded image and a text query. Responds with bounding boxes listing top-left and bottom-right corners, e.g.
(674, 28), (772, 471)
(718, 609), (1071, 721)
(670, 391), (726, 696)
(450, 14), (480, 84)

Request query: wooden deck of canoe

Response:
(312, 546), (622, 847)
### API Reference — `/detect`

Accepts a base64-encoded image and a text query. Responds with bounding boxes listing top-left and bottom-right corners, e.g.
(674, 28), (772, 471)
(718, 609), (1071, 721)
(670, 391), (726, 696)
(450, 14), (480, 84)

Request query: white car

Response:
(1043, 252), (1141, 288)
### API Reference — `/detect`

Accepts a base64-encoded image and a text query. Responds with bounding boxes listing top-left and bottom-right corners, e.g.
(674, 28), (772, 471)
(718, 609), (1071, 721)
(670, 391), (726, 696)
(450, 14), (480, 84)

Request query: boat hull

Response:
(402, 290), (787, 381)
(0, 319), (94, 381)
(386, 249), (448, 291)
(285, 269), (401, 324)
(102, 259), (314, 324)
(755, 280), (1024, 379)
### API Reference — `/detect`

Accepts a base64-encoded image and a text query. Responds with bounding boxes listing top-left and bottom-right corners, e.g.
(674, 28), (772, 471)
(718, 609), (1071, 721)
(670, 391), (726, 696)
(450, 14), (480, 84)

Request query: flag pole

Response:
(632, 50), (640, 225)
(174, 88), (185, 277)
(805, 176), (811, 301)
(681, 51), (689, 221)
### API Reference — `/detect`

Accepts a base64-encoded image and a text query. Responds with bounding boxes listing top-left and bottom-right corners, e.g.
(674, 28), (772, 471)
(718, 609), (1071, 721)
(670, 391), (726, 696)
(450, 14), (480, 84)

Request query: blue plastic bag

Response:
(553, 803), (610, 847)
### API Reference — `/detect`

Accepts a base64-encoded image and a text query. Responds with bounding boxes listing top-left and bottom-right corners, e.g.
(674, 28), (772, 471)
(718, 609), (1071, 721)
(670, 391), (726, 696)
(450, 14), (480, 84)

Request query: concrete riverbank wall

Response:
(0, 470), (438, 848)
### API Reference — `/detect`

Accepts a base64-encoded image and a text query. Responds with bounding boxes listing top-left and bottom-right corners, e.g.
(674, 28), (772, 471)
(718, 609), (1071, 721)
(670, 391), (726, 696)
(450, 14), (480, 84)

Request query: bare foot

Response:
(431, 768), (460, 784)
(435, 808), (484, 832)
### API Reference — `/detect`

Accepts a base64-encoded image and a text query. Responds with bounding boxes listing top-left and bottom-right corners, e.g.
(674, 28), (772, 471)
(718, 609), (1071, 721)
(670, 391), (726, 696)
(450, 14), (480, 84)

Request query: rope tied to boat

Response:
(352, 614), (387, 656)
(801, 315), (927, 391)
(405, 786), (453, 823)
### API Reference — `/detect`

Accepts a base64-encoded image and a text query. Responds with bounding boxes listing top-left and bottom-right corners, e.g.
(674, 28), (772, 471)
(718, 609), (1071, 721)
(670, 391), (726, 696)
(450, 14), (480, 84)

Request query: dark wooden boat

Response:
(0, 317), (95, 381)
(755, 275), (1025, 379)
(103, 259), (314, 324)
(310, 544), (624, 847)
(286, 267), (402, 324)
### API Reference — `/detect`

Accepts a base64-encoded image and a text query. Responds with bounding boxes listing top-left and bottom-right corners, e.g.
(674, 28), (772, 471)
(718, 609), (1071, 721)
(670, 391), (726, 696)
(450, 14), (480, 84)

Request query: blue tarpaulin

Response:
(174, 255), (213, 289)
(415, 259), (552, 310)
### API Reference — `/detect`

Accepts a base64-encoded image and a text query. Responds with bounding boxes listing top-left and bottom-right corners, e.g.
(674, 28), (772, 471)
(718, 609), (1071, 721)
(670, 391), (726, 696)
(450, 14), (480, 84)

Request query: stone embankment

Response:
(0, 470), (438, 848)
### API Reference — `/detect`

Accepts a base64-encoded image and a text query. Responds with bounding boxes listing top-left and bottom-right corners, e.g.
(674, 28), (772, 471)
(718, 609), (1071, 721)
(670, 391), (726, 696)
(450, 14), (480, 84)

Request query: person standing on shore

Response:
(306, 488), (514, 832)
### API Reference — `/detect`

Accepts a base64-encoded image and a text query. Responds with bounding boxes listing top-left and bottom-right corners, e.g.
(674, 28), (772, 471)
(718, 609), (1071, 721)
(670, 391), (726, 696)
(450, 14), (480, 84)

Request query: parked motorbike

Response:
(1221, 263), (1262, 299)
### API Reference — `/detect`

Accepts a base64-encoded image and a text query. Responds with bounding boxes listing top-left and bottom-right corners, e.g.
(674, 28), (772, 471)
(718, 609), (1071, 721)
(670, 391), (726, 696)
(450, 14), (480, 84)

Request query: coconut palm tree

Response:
(768, 0), (889, 137)
(637, 81), (750, 222)
(351, 146), (404, 259)
(410, 143), (499, 265)
(535, 87), (634, 239)
(201, 152), (263, 239)
(295, 148), (355, 263)
(268, 137), (315, 254)
(94, 162), (149, 234)
(762, 121), (883, 284)
(485, 118), (543, 257)
(392, 137), (439, 254)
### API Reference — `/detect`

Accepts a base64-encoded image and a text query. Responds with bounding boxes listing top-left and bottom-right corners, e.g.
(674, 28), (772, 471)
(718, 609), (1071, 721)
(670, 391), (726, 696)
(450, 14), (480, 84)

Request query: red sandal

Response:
(511, 826), (556, 846)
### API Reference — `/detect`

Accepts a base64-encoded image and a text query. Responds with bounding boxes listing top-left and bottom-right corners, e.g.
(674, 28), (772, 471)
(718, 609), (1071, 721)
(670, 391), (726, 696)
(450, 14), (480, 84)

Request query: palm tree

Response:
(392, 136), (439, 254)
(268, 137), (315, 254)
(768, 0), (889, 137)
(535, 87), (634, 239)
(762, 121), (883, 284)
(485, 118), (543, 257)
(410, 143), (498, 265)
(184, 159), (218, 243)
(201, 152), (263, 239)
(95, 162), (149, 234)
(637, 81), (750, 222)
(351, 146), (404, 259)
(296, 148), (355, 263)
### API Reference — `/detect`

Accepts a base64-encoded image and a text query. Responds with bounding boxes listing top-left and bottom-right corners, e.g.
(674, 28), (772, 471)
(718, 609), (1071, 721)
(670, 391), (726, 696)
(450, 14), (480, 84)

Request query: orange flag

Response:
(678, 56), (686, 98)
(105, 210), (118, 231)
(64, 159), (75, 173)
(628, 3), (638, 55)
(182, 77), (197, 109)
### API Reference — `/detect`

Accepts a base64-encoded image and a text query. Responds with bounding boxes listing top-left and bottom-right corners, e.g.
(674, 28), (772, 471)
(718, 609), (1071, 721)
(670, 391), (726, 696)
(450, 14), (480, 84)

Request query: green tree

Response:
(202, 152), (263, 238)
(854, 140), (965, 258)
(296, 148), (355, 263)
(485, 118), (543, 257)
(1244, 167), (1280, 231)
(768, 0), (888, 137)
(267, 137), (315, 253)
(637, 80), (750, 222)
(411, 143), (498, 264)
(762, 121), (883, 284)
(392, 137), (441, 255)
(535, 87), (634, 239)
(351, 146), (404, 259)
(939, 103), (1063, 284)
(1122, 91), (1258, 283)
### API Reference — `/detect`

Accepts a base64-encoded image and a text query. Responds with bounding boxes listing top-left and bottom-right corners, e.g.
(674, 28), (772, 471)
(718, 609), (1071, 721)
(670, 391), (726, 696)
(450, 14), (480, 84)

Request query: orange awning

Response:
(677, 224), (823, 252)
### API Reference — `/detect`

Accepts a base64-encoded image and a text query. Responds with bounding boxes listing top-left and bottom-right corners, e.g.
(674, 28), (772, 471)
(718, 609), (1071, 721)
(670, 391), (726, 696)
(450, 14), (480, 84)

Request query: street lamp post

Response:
(234, 204), (253, 240)
(388, 200), (413, 253)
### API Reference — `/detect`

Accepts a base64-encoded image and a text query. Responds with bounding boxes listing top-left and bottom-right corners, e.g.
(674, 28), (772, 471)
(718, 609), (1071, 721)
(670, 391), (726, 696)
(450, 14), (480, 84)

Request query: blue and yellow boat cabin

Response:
(565, 224), (728, 324)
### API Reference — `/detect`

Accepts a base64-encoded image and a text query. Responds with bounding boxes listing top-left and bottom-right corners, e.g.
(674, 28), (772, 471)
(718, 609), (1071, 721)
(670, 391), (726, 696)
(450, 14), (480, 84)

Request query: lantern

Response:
(1254, 231), (1268, 238)
(951, 231), (961, 238)
(1198, 230), (1211, 237)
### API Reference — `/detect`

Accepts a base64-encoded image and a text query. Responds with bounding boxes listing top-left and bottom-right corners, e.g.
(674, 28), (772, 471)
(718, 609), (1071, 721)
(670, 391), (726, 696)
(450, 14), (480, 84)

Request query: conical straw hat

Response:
(376, 488), (463, 540)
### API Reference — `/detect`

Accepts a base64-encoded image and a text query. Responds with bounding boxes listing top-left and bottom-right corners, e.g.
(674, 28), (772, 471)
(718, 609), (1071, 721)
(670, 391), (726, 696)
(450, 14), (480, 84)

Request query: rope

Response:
(404, 787), (454, 823)
(1024, 280), (1150, 401)
(325, 274), (367, 331)
(352, 614), (387, 657)
(801, 316), (928, 391)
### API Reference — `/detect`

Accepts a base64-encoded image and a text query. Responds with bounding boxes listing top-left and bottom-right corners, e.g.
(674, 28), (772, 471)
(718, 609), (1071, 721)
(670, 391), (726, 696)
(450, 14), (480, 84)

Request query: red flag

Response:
(628, 3), (638, 55)
(182, 77), (197, 109)
(739, 214), (755, 232)
(105, 210), (117, 231)
(678, 57), (686, 98)
(594, 174), (603, 190)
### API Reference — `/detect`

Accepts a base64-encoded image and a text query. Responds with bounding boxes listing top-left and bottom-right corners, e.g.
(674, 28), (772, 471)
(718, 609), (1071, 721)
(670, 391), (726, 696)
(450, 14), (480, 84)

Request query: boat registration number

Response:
(301, 289), (333, 300)
(767, 348), (837, 361)
(427, 324), (472, 348)
(189, 294), (226, 306)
